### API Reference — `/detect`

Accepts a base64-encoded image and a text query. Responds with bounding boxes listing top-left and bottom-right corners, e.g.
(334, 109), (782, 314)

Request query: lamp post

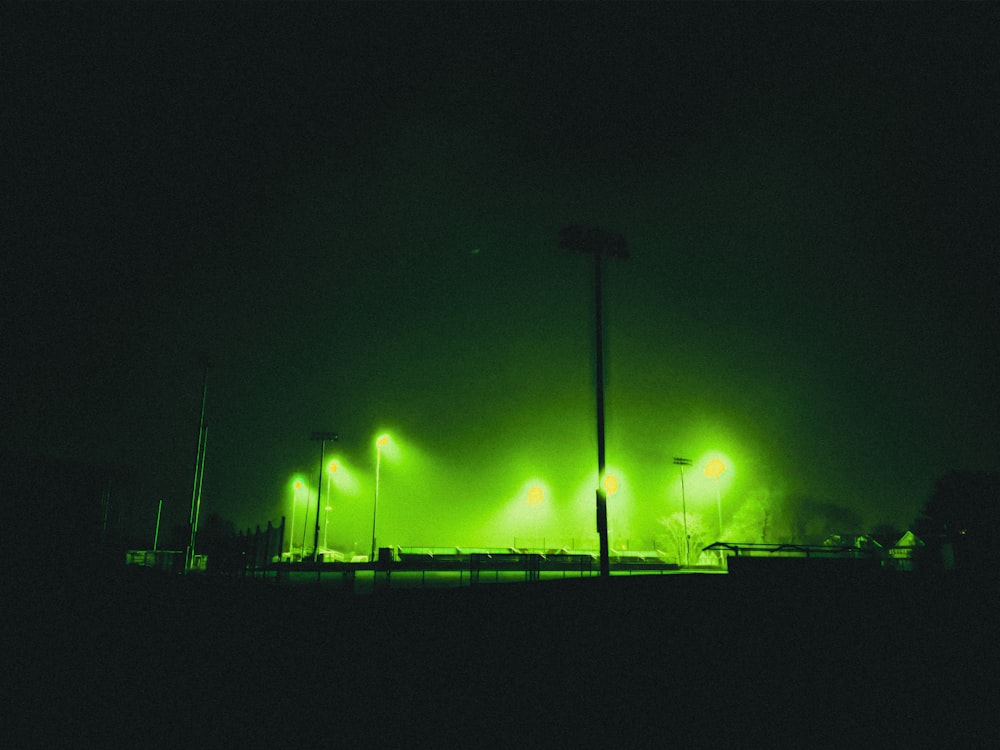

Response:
(370, 434), (389, 563)
(310, 431), (339, 563)
(704, 458), (726, 566)
(559, 225), (628, 578)
(324, 460), (339, 551)
(186, 356), (210, 573)
(526, 485), (544, 550)
(602, 473), (620, 551)
(673, 457), (692, 567)
(153, 498), (163, 554)
(289, 480), (303, 559)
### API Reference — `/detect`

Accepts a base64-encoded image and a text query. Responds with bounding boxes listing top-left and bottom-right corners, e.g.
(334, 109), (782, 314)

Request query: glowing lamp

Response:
(704, 459), (726, 479)
(602, 474), (620, 496)
(526, 486), (544, 506)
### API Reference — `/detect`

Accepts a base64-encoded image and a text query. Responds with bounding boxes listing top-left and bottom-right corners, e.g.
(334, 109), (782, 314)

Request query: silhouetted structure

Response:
(918, 470), (1000, 572)
(559, 225), (628, 578)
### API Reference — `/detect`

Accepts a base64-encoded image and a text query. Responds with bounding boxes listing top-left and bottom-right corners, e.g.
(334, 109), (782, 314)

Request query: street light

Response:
(704, 458), (726, 566)
(153, 498), (163, 554)
(602, 473), (621, 551)
(324, 460), (339, 551)
(526, 484), (545, 550)
(559, 225), (628, 578)
(673, 457), (692, 567)
(186, 356), (210, 573)
(289, 479), (304, 559)
(602, 474), (620, 497)
(310, 431), (339, 563)
(370, 434), (390, 563)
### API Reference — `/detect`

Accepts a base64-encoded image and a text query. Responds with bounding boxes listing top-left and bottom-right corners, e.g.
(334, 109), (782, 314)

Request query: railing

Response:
(238, 547), (680, 591)
(125, 549), (199, 573)
(234, 518), (286, 580)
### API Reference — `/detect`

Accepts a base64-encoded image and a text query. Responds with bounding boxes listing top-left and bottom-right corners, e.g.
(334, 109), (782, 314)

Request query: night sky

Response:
(4, 3), (998, 554)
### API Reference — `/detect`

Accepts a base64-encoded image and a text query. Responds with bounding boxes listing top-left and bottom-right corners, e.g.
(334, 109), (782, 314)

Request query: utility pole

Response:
(559, 225), (628, 578)
(186, 356), (210, 573)
(673, 457), (692, 566)
(310, 431), (338, 563)
(153, 498), (163, 553)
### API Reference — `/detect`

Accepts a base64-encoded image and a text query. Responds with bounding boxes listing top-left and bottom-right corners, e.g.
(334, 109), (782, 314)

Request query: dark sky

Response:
(4, 3), (998, 551)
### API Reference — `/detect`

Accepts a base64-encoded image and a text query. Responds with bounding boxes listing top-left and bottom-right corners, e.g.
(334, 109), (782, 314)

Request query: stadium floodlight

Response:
(310, 431), (339, 562)
(559, 225), (628, 578)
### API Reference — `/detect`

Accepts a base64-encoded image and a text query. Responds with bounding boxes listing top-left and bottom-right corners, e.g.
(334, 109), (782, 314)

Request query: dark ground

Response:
(9, 561), (1000, 747)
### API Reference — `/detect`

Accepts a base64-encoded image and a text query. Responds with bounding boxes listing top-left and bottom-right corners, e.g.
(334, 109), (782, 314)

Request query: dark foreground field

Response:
(11, 564), (1000, 747)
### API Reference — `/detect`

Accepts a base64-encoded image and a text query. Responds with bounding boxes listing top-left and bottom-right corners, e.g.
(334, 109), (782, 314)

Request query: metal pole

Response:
(593, 251), (610, 578)
(371, 446), (381, 563)
(680, 467), (689, 566)
(314, 441), (325, 562)
(153, 498), (163, 553)
(324, 468), (333, 549)
(186, 359), (209, 572)
(716, 479), (723, 538)
(301, 487), (310, 557)
(716, 478), (724, 567)
(289, 485), (298, 559)
(101, 478), (111, 543)
(673, 457), (692, 567)
(278, 515), (285, 574)
(190, 426), (208, 569)
(559, 226), (627, 579)
(309, 431), (338, 563)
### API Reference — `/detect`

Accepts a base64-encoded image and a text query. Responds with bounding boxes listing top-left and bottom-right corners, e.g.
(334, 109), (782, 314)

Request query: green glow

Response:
(286, 475), (310, 556)
(374, 432), (401, 462)
(353, 428), (442, 549)
(282, 407), (809, 556)
(704, 458), (726, 479)
(325, 457), (361, 494)
(477, 477), (559, 549)
(526, 485), (544, 506)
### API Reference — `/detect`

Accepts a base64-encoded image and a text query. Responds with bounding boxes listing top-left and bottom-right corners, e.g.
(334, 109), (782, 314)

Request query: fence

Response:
(125, 549), (202, 573)
(232, 546), (682, 592)
(235, 517), (286, 580)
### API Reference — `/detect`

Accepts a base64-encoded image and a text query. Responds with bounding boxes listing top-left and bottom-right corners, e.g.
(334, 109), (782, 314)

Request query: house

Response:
(888, 530), (924, 571)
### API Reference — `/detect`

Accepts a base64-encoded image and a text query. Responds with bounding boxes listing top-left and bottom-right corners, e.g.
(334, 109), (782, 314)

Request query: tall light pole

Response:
(186, 356), (210, 573)
(673, 457), (692, 567)
(153, 498), (163, 554)
(559, 225), (628, 578)
(370, 434), (389, 563)
(324, 460), (339, 551)
(602, 473), (620, 551)
(289, 479), (303, 559)
(526, 485), (544, 550)
(310, 431), (338, 563)
(705, 458), (726, 566)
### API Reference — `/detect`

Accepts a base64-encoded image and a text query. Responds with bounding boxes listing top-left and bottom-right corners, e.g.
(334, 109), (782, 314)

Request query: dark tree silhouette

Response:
(917, 470), (1000, 572)
(196, 512), (238, 573)
(781, 495), (864, 545)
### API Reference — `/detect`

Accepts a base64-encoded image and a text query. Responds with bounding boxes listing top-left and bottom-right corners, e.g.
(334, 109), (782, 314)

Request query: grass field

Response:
(11, 563), (1000, 746)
